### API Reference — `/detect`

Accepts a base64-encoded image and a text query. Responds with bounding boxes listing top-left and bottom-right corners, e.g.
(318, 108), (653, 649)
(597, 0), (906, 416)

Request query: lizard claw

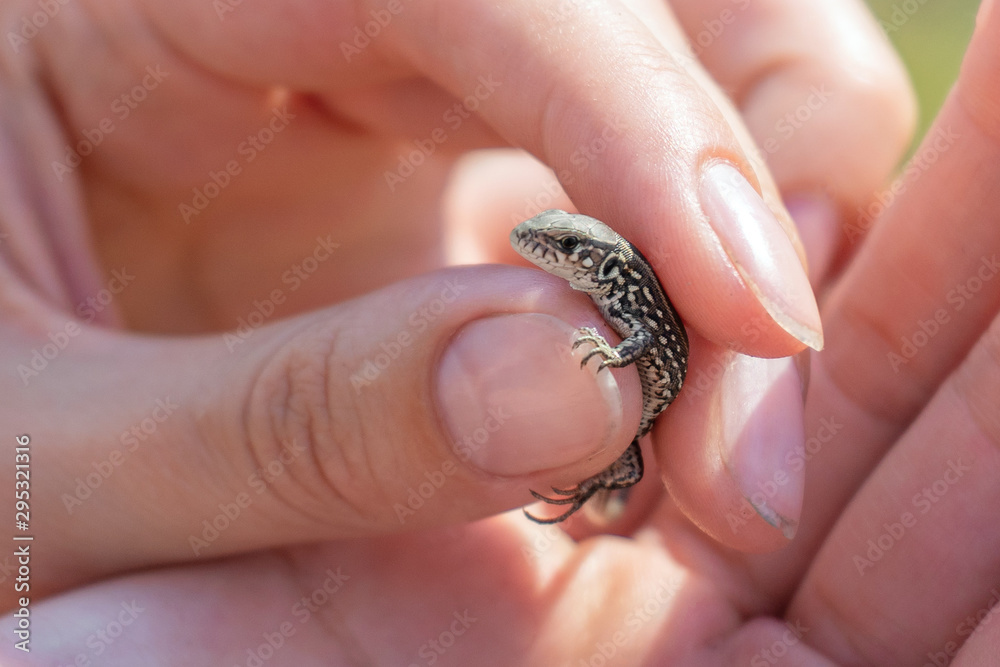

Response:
(525, 483), (603, 523)
(529, 488), (577, 505)
(524, 441), (645, 524)
(574, 329), (621, 370)
(523, 505), (583, 524)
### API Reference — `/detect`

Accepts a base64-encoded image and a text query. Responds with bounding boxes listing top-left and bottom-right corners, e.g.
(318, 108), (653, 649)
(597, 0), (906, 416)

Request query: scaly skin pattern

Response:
(510, 209), (689, 523)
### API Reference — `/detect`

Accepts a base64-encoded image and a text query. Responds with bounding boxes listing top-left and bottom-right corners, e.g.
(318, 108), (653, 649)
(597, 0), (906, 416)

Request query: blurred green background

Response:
(864, 0), (981, 145)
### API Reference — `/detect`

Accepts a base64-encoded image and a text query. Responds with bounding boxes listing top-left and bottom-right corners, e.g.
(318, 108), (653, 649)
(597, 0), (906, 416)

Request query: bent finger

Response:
(747, 0), (1000, 607)
(670, 0), (916, 283)
(142, 0), (823, 358)
(791, 314), (1000, 665)
(3, 264), (645, 603)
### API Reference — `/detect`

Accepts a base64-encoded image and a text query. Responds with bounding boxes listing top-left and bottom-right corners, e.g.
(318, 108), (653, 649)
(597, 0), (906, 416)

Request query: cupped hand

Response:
(0, 0), (947, 664)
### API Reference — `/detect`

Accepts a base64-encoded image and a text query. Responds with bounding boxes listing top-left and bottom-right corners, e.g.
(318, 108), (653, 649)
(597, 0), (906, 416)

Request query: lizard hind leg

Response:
(524, 440), (644, 524)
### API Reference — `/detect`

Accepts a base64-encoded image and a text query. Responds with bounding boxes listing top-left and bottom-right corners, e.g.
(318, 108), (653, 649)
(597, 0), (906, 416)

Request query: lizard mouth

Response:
(515, 236), (567, 271)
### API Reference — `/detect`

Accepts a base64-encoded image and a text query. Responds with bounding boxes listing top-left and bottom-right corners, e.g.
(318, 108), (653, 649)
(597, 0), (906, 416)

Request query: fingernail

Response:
(719, 354), (805, 539)
(784, 192), (840, 287)
(700, 162), (824, 350)
(436, 314), (623, 476)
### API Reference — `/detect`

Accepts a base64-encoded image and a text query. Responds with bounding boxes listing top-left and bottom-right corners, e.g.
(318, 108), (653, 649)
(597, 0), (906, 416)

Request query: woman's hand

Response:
(0, 0), (934, 663)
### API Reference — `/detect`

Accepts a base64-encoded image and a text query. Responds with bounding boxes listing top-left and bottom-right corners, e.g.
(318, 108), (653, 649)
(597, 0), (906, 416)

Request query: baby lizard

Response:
(510, 209), (689, 523)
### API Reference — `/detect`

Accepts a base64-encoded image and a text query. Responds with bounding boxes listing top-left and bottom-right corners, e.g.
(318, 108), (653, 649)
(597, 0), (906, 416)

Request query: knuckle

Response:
(245, 326), (388, 526)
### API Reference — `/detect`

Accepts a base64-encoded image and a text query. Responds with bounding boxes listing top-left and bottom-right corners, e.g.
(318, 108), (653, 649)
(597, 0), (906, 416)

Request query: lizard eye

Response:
(559, 236), (580, 252)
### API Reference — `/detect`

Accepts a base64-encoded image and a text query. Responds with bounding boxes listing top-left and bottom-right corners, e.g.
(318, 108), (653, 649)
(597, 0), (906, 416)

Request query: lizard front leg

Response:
(573, 326), (653, 371)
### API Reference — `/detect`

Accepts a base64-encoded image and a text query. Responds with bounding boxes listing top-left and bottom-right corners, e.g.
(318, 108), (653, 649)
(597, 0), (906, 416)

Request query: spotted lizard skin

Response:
(510, 209), (689, 523)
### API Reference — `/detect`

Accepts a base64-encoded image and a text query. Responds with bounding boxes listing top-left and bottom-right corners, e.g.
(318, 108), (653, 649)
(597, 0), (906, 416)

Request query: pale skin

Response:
(1, 0), (999, 663)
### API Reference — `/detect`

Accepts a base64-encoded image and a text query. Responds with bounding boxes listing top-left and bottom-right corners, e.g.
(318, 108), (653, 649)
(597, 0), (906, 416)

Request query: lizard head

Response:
(510, 210), (624, 291)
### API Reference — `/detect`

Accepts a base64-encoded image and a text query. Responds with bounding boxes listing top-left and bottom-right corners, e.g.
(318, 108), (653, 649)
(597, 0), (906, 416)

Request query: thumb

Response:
(18, 264), (641, 598)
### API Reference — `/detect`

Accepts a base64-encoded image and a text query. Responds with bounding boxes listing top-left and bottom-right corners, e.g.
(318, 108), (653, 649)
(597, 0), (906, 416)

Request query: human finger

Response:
(670, 0), (916, 283)
(2, 265), (645, 603)
(141, 0), (824, 358)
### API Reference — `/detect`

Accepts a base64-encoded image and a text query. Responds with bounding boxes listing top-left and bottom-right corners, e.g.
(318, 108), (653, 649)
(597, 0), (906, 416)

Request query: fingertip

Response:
(699, 162), (824, 352)
(435, 313), (630, 477)
(658, 336), (803, 551)
(718, 354), (805, 541)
